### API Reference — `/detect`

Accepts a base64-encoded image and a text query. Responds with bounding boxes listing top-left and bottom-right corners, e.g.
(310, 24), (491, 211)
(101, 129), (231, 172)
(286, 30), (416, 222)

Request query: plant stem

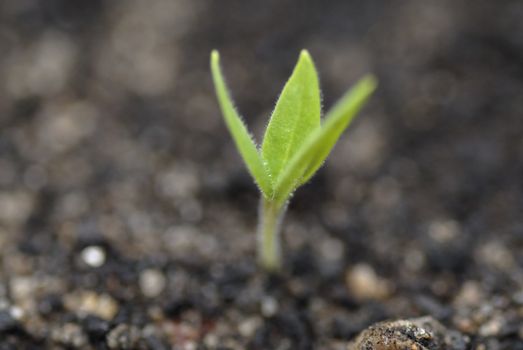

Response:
(257, 198), (286, 272)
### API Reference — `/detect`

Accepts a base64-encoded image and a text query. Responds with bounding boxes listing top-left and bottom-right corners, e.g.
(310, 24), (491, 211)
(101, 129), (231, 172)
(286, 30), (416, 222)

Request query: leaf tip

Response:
(298, 49), (314, 66)
(300, 49), (311, 58)
(211, 49), (220, 61)
(361, 74), (379, 93)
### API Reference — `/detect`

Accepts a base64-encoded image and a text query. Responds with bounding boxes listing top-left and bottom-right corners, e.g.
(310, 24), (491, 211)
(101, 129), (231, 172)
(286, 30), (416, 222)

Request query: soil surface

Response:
(1, 0), (523, 349)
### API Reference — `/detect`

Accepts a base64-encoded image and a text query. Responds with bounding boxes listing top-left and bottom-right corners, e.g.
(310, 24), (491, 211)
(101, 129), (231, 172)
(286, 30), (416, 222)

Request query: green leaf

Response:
(261, 50), (321, 181)
(273, 75), (377, 205)
(210, 50), (273, 197)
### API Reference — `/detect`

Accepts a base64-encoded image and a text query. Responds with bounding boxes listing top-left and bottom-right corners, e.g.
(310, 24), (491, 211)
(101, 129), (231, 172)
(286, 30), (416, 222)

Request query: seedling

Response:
(211, 50), (376, 272)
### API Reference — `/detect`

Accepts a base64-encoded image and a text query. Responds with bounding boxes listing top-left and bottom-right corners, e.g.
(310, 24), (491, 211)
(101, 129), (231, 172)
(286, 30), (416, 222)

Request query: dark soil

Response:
(1, 0), (523, 349)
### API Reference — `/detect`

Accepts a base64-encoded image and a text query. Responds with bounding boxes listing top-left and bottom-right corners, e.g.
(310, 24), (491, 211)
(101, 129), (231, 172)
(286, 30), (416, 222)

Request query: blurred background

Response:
(0, 0), (523, 347)
(1, 0), (522, 260)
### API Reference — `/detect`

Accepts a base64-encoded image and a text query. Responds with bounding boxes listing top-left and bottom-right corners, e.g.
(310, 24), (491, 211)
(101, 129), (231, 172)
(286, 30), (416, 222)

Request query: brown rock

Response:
(348, 316), (468, 350)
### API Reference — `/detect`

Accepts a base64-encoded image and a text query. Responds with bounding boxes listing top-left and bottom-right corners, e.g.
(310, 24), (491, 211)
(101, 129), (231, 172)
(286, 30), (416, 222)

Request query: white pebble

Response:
(238, 317), (261, 337)
(261, 296), (278, 317)
(139, 269), (166, 298)
(9, 306), (24, 320)
(81, 246), (106, 267)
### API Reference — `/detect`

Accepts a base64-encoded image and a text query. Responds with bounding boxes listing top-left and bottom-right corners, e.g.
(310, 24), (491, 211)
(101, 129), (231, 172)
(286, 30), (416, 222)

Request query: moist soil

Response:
(0, 1), (523, 349)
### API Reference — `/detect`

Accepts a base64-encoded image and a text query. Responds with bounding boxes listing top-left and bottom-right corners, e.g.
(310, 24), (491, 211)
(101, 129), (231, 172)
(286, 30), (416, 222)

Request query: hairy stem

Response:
(257, 198), (287, 272)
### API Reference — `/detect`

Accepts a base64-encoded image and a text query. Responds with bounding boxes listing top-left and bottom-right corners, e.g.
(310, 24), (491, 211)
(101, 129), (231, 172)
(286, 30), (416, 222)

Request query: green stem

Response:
(257, 198), (287, 272)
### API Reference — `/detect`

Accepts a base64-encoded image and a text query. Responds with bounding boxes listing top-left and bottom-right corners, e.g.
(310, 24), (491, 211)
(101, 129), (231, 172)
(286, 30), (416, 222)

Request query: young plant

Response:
(210, 50), (376, 272)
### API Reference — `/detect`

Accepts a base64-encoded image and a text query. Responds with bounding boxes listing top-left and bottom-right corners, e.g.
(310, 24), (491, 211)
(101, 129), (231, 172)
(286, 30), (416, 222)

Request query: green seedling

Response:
(211, 50), (376, 272)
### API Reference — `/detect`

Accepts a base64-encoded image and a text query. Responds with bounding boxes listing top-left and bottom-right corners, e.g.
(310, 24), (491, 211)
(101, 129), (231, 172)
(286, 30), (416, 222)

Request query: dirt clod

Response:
(348, 316), (468, 350)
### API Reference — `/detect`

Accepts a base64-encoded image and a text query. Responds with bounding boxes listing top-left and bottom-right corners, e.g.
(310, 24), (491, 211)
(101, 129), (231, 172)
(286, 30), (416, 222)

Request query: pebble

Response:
(348, 316), (469, 350)
(476, 242), (514, 271)
(81, 245), (106, 267)
(261, 296), (279, 318)
(319, 237), (344, 263)
(203, 333), (219, 348)
(82, 315), (111, 340)
(0, 191), (34, 226)
(238, 316), (262, 337)
(9, 306), (24, 321)
(428, 219), (460, 242)
(9, 275), (65, 315)
(9, 276), (35, 301)
(345, 263), (391, 301)
(106, 324), (141, 350)
(51, 323), (88, 348)
(454, 281), (483, 307)
(478, 316), (504, 337)
(64, 291), (118, 320)
(139, 269), (166, 298)
(142, 325), (170, 350)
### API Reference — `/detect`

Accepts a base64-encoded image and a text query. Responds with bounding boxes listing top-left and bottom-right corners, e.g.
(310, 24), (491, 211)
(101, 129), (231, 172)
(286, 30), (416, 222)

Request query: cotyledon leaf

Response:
(273, 75), (377, 205)
(210, 50), (273, 197)
(261, 50), (321, 181)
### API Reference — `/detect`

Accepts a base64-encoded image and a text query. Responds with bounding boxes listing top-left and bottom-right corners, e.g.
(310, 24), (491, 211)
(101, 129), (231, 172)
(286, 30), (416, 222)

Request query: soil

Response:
(1, 0), (523, 349)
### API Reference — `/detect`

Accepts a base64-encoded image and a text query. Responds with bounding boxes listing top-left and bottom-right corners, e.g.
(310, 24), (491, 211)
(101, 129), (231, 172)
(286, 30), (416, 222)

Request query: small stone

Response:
(478, 316), (504, 337)
(348, 316), (469, 350)
(106, 324), (141, 350)
(261, 296), (278, 318)
(64, 291), (118, 320)
(238, 316), (262, 337)
(345, 263), (391, 301)
(51, 323), (88, 348)
(476, 242), (515, 271)
(453, 315), (476, 334)
(0, 191), (34, 226)
(139, 269), (166, 298)
(9, 306), (24, 320)
(319, 237), (344, 263)
(142, 325), (169, 350)
(82, 315), (111, 340)
(428, 219), (460, 242)
(203, 333), (218, 348)
(9, 276), (35, 301)
(81, 245), (106, 267)
(454, 281), (483, 307)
